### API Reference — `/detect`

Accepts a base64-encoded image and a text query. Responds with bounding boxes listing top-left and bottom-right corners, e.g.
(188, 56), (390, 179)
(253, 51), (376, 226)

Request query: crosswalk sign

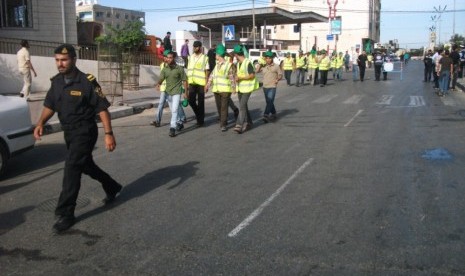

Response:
(224, 25), (235, 41)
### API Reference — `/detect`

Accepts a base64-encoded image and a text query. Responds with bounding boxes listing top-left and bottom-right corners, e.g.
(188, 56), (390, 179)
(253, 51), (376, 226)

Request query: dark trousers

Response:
(188, 84), (205, 124)
(214, 92), (231, 127)
(313, 69), (319, 85)
(451, 64), (459, 89)
(424, 66), (433, 81)
(319, 70), (328, 85)
(284, 70), (292, 85)
(56, 124), (120, 217)
(359, 66), (366, 81)
(374, 64), (382, 80)
(433, 64), (439, 88)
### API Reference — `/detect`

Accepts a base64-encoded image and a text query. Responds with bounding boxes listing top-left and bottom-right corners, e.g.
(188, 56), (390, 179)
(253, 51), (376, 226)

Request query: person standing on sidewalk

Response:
(205, 44), (236, 132)
(233, 45), (259, 134)
(295, 50), (306, 87)
(450, 45), (461, 91)
(352, 48), (360, 81)
(33, 44), (122, 233)
(256, 50), (282, 122)
(358, 50), (368, 82)
(157, 51), (188, 137)
(180, 39), (190, 68)
(437, 49), (453, 97)
(282, 52), (295, 86)
(432, 49), (443, 91)
(423, 49), (434, 82)
(187, 41), (209, 126)
(17, 40), (37, 99)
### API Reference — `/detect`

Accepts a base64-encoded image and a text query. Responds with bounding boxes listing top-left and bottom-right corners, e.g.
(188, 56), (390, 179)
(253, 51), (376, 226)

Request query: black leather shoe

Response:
(53, 216), (75, 233)
(103, 184), (123, 205)
(169, 128), (176, 137)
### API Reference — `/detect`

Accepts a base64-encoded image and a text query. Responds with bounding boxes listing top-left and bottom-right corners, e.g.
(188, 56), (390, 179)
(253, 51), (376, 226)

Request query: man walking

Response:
(257, 50), (282, 122)
(295, 50), (306, 87)
(180, 39), (190, 68)
(373, 51), (384, 81)
(282, 52), (295, 86)
(318, 50), (330, 87)
(352, 48), (360, 81)
(423, 49), (434, 82)
(358, 50), (368, 81)
(344, 51), (351, 72)
(307, 50), (319, 86)
(34, 44), (122, 233)
(17, 40), (37, 99)
(450, 45), (461, 91)
(187, 41), (209, 126)
(163, 32), (172, 52)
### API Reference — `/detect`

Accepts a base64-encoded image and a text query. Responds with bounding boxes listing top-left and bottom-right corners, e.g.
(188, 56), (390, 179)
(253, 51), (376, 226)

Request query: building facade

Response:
(76, 2), (145, 35)
(0, 0), (77, 44)
(270, 0), (381, 53)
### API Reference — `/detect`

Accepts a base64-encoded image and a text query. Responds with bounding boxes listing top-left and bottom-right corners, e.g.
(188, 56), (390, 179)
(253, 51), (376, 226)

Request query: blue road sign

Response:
(224, 25), (235, 41)
(326, 34), (334, 41)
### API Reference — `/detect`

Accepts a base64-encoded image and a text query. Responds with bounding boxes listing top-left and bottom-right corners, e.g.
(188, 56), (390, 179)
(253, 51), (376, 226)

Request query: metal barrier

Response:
(383, 61), (403, 80)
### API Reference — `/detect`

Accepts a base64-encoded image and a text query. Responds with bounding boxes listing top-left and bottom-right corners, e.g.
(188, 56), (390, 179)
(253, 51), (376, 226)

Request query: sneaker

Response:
(220, 126), (227, 132)
(176, 123), (184, 131)
(262, 115), (269, 123)
(53, 216), (75, 233)
(169, 128), (176, 137)
(150, 121), (160, 127)
(19, 93), (24, 98)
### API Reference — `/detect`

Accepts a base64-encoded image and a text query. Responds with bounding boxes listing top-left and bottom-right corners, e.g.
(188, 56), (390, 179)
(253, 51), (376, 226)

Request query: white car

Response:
(0, 95), (35, 176)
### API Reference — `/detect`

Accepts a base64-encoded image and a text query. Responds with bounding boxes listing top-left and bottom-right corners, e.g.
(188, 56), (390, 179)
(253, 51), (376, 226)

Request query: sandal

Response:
(233, 125), (242, 134)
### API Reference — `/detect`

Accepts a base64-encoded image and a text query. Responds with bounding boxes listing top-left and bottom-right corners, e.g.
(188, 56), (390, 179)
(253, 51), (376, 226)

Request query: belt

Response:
(61, 120), (95, 131)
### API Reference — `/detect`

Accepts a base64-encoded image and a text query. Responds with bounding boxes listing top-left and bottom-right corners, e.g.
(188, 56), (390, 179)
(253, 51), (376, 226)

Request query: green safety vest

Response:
(160, 62), (167, 91)
(237, 58), (259, 93)
(283, 57), (294, 70)
(187, 54), (208, 85)
(212, 62), (233, 93)
(319, 56), (330, 71)
(296, 56), (306, 68)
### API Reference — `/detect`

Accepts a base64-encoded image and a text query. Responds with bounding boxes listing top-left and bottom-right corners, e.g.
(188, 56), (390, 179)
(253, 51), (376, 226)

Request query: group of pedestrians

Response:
(155, 40), (281, 136)
(424, 45), (463, 97)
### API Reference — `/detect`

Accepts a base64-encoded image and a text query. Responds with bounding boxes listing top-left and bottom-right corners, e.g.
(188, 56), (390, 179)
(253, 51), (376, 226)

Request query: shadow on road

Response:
(76, 161), (200, 222)
(0, 206), (35, 236)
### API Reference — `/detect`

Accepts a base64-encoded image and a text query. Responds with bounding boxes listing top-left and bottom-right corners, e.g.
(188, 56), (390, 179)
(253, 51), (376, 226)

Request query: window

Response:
(79, 11), (93, 21)
(106, 11), (111, 18)
(96, 11), (103, 17)
(115, 13), (120, 19)
(1, 0), (33, 28)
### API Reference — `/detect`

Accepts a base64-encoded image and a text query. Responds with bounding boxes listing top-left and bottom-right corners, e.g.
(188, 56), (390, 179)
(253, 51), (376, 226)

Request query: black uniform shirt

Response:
(44, 69), (110, 125)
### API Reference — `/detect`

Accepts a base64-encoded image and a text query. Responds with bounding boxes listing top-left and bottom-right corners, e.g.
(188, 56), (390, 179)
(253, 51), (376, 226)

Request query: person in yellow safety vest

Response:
(307, 50), (319, 86)
(295, 50), (307, 87)
(151, 50), (186, 127)
(187, 40), (209, 126)
(335, 52), (345, 80)
(330, 51), (338, 80)
(318, 50), (331, 87)
(205, 44), (237, 132)
(281, 52), (295, 86)
(233, 44), (259, 134)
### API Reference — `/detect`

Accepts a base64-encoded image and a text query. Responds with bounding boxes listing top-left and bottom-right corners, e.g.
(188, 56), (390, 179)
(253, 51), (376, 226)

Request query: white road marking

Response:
(285, 93), (309, 103)
(344, 109), (364, 127)
(228, 158), (314, 238)
(343, 95), (364, 104)
(312, 94), (338, 103)
(409, 96), (426, 107)
(376, 95), (394, 105)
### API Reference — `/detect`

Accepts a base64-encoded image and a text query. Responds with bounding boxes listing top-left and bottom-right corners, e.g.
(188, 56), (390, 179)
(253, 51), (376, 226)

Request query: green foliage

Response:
(449, 34), (465, 46)
(96, 20), (146, 52)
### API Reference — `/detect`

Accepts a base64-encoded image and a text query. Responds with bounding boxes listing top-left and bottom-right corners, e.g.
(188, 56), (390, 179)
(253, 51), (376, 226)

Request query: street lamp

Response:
(200, 24), (212, 50)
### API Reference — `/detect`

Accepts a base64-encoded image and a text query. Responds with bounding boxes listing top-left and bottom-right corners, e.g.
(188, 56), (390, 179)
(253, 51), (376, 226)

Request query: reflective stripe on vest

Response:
(319, 57), (330, 71)
(187, 54), (208, 85)
(212, 62), (232, 93)
(296, 56), (306, 68)
(283, 58), (293, 70)
(237, 59), (259, 93)
(160, 63), (167, 91)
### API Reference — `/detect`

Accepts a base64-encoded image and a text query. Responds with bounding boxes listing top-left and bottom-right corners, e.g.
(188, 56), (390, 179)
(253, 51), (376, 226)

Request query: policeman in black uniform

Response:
(34, 44), (122, 233)
(373, 51), (384, 81)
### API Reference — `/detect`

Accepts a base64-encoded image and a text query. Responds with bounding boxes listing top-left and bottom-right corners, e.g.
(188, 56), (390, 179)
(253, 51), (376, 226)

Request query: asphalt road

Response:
(2, 61), (465, 275)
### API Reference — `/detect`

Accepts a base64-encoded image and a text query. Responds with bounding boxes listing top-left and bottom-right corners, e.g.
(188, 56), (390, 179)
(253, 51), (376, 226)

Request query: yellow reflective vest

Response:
(211, 62), (233, 93)
(237, 58), (259, 93)
(296, 56), (306, 69)
(160, 62), (167, 91)
(187, 54), (208, 85)
(307, 56), (318, 69)
(319, 56), (330, 71)
(283, 57), (294, 70)
(336, 56), (344, 68)
(330, 56), (338, 68)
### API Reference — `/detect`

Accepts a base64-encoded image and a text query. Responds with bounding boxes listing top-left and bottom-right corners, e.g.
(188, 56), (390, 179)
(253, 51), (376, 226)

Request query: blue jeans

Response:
(166, 94), (181, 128)
(263, 87), (277, 115)
(156, 92), (185, 123)
(439, 71), (450, 93)
(352, 64), (359, 80)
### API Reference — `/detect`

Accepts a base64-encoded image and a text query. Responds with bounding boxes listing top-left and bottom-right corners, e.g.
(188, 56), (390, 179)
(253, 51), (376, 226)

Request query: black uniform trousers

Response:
(188, 84), (205, 124)
(424, 65), (433, 82)
(374, 64), (383, 81)
(55, 123), (120, 218)
(359, 65), (366, 81)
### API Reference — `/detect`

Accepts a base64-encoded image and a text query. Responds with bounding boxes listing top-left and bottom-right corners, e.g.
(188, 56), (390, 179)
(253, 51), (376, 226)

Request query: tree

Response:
(449, 34), (465, 46)
(96, 20), (146, 52)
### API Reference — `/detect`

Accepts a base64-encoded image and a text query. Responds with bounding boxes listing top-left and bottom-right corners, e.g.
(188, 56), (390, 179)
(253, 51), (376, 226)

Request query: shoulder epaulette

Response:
(86, 74), (96, 82)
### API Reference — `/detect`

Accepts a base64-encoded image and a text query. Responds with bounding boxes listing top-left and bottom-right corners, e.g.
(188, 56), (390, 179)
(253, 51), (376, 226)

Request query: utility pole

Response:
(252, 0), (256, 49)
(433, 5), (447, 45)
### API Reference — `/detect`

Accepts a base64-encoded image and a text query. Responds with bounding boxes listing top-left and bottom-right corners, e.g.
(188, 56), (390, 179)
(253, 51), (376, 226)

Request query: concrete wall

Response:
(1, 0), (77, 44)
(0, 53), (160, 94)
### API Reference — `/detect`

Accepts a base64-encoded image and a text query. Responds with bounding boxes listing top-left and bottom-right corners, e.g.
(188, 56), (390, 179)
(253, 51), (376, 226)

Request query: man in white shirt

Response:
(352, 48), (360, 81)
(432, 49), (441, 89)
(17, 40), (37, 99)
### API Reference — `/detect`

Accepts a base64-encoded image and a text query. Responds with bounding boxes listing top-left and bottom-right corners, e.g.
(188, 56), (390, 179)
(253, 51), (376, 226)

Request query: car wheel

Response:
(0, 142), (8, 177)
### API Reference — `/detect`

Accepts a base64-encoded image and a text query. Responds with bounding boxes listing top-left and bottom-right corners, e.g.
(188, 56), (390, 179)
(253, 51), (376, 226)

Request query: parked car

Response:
(0, 95), (35, 176)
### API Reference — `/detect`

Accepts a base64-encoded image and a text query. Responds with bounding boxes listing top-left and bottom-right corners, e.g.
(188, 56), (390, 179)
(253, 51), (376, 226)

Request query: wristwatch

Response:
(105, 131), (114, 135)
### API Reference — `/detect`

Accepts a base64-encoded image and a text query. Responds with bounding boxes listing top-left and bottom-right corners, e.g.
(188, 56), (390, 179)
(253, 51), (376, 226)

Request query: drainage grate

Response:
(36, 197), (91, 212)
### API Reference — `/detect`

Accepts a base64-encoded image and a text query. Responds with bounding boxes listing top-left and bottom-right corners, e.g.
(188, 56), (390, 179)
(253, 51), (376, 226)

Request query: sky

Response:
(97, 0), (465, 49)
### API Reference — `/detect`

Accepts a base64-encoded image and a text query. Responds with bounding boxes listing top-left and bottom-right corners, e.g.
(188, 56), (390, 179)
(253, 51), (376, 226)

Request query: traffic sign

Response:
(326, 34), (334, 41)
(224, 25), (235, 41)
